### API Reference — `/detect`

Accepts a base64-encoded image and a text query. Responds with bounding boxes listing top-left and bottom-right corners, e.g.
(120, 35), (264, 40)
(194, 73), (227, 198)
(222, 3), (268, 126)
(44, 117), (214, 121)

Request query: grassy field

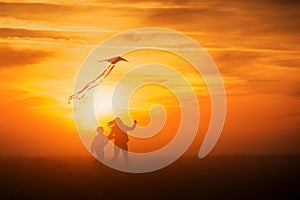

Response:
(0, 155), (299, 199)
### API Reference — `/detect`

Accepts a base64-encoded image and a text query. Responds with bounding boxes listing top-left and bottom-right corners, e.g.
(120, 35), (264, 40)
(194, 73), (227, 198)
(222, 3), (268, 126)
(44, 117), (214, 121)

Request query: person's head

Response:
(107, 117), (122, 127)
(97, 126), (104, 134)
(115, 117), (121, 124)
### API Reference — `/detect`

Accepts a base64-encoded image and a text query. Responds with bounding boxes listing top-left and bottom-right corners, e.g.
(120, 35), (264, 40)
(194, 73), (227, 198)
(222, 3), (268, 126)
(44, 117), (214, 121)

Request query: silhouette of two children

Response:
(91, 117), (137, 164)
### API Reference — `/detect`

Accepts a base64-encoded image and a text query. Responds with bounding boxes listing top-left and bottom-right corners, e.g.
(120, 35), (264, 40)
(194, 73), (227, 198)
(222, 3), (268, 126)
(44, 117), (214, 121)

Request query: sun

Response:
(94, 85), (114, 119)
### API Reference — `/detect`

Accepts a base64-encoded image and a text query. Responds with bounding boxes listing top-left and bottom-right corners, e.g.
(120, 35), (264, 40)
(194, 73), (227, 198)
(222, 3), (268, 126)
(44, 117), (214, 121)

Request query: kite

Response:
(68, 56), (128, 104)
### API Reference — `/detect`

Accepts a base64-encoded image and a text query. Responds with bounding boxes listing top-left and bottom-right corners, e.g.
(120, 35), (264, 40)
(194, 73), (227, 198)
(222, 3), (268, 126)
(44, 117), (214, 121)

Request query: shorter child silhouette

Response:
(91, 126), (108, 161)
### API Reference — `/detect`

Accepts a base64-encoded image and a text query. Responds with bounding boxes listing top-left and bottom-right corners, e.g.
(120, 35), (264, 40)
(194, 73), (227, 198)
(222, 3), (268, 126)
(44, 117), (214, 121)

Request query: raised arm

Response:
(119, 120), (137, 131)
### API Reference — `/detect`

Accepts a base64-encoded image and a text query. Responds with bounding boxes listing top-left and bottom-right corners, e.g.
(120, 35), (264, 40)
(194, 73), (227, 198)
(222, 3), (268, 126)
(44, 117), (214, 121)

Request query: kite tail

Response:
(68, 60), (120, 104)
(102, 64), (115, 79)
(68, 64), (116, 104)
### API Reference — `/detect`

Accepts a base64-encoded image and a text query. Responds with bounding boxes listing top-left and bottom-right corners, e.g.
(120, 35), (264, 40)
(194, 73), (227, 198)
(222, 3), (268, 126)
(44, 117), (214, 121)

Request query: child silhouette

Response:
(107, 117), (137, 164)
(91, 126), (108, 161)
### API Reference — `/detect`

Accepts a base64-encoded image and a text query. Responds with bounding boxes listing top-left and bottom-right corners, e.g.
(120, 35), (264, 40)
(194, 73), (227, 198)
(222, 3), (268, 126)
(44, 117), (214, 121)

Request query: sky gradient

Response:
(0, 0), (299, 156)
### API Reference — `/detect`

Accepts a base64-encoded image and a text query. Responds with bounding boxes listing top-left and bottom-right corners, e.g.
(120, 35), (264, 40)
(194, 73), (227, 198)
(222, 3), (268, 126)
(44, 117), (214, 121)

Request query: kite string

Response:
(68, 63), (115, 103)
(77, 64), (116, 98)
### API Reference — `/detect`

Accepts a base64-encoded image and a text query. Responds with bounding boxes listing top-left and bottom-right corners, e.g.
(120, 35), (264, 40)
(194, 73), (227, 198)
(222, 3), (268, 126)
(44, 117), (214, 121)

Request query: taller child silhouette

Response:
(107, 117), (137, 164)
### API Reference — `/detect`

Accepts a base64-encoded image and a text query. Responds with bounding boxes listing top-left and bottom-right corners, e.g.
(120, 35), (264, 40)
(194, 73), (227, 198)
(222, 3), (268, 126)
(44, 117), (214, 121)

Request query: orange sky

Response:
(0, 0), (299, 156)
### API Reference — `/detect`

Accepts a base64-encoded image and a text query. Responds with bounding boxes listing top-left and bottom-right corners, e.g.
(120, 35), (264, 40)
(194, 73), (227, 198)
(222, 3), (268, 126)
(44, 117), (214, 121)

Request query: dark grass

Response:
(0, 155), (299, 199)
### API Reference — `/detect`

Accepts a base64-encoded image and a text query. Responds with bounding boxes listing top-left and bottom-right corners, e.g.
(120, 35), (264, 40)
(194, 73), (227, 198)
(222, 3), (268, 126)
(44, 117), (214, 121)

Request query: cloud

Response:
(211, 50), (264, 74)
(0, 46), (53, 68)
(2, 0), (297, 40)
(0, 2), (74, 16)
(0, 28), (71, 40)
(141, 0), (300, 37)
(208, 47), (300, 98)
(0, 27), (108, 42)
(0, 2), (146, 29)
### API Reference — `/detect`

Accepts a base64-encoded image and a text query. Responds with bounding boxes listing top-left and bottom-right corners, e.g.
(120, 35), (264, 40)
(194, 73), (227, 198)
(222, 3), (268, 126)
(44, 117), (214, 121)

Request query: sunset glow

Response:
(0, 0), (299, 156)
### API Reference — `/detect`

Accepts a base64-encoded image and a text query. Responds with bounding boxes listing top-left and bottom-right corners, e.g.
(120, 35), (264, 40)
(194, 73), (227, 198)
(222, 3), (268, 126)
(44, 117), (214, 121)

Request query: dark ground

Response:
(0, 155), (299, 200)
